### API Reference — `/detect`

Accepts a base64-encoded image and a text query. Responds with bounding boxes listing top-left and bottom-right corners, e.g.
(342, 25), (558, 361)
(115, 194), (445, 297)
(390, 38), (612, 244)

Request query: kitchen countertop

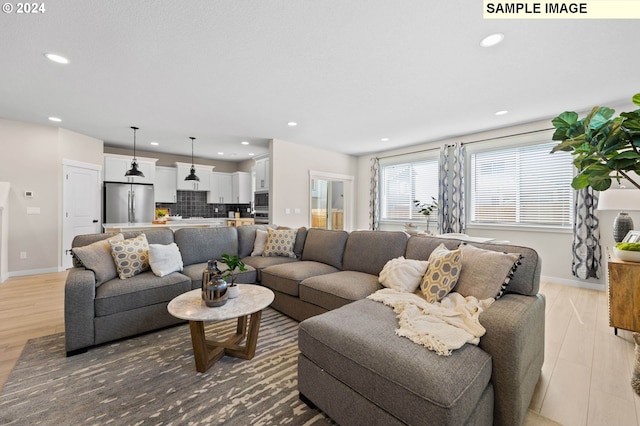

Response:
(103, 219), (227, 232)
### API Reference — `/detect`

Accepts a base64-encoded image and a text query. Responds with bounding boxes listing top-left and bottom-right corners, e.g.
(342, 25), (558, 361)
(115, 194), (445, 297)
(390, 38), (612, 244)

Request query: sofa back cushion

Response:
(405, 236), (541, 296)
(342, 231), (408, 275)
(174, 226), (238, 266)
(301, 228), (349, 269)
(237, 225), (275, 257)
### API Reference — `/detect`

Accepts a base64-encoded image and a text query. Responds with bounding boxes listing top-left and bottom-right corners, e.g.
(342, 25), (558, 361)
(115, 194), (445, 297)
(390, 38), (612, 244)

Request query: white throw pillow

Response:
(251, 229), (268, 256)
(378, 256), (429, 293)
(148, 243), (184, 277)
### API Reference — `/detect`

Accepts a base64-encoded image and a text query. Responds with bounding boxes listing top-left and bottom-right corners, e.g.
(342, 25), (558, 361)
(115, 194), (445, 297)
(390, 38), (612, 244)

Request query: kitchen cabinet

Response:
(175, 162), (212, 191)
(104, 154), (157, 184)
(607, 248), (640, 334)
(207, 172), (233, 204)
(155, 166), (177, 203)
(232, 172), (252, 203)
(254, 157), (269, 190)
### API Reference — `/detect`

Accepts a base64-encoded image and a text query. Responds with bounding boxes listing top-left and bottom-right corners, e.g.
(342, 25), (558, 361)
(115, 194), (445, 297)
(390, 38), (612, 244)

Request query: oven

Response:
(254, 191), (269, 223)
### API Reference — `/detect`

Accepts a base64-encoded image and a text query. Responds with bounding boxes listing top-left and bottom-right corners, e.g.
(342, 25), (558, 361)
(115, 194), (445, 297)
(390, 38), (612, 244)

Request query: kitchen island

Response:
(103, 218), (227, 233)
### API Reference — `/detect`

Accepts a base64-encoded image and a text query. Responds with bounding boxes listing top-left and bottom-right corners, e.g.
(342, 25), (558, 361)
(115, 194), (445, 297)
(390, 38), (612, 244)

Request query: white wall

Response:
(271, 139), (357, 229)
(354, 118), (612, 289)
(0, 119), (103, 276)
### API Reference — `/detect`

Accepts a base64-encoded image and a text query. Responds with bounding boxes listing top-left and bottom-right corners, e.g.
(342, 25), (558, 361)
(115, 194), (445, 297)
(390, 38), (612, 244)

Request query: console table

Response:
(607, 249), (640, 335)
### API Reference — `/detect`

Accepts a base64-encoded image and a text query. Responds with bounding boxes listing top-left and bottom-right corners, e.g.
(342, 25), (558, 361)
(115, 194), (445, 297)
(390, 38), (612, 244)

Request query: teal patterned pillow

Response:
(262, 229), (298, 258)
(110, 233), (150, 279)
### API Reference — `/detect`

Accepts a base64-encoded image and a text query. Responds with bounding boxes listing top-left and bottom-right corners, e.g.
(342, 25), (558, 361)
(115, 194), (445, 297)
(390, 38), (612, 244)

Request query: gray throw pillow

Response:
(72, 233), (124, 286)
(453, 243), (522, 300)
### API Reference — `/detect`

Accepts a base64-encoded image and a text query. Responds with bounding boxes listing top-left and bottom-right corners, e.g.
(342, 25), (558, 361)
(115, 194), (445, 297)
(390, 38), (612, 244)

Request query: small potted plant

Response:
(155, 209), (167, 223)
(413, 197), (438, 234)
(219, 254), (247, 298)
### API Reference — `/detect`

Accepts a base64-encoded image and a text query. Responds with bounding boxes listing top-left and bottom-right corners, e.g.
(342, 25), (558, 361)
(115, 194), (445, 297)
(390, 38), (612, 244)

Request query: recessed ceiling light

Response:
(495, 110), (509, 116)
(150, 141), (159, 146)
(217, 152), (224, 155)
(249, 153), (255, 156)
(44, 53), (69, 64)
(287, 122), (298, 127)
(381, 137), (390, 142)
(241, 141), (249, 145)
(480, 33), (504, 48)
(48, 116), (62, 122)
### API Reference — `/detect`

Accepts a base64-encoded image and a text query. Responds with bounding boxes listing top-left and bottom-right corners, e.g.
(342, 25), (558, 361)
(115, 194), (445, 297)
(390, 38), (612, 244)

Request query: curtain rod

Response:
(377, 127), (555, 160)
(457, 127), (555, 146)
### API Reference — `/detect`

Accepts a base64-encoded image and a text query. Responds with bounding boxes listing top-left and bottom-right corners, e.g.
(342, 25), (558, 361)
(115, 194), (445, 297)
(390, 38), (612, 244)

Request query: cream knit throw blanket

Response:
(367, 289), (494, 356)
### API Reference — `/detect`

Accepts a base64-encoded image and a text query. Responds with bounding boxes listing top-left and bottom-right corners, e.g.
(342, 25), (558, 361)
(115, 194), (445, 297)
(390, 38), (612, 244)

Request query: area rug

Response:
(0, 308), (333, 425)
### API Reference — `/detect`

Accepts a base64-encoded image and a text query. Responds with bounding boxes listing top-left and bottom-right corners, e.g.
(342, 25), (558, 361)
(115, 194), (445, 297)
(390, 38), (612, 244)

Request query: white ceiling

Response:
(1, 1), (638, 162)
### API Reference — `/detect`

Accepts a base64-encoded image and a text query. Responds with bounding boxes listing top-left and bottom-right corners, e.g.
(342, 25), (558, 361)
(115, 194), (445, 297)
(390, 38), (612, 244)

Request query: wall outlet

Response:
(294, 208), (301, 214)
(19, 251), (27, 259)
(285, 208), (291, 214)
(214, 207), (218, 213)
(247, 207), (251, 212)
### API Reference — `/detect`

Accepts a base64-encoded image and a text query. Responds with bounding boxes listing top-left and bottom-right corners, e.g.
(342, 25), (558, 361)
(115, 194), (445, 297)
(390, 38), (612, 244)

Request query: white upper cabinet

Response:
(104, 154), (157, 184)
(175, 162), (212, 191)
(208, 172), (233, 204)
(254, 157), (269, 190)
(155, 166), (177, 203)
(232, 172), (252, 203)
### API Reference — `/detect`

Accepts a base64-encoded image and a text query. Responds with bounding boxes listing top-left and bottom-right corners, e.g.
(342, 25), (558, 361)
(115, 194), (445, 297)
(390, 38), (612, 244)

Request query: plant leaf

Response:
(552, 111), (578, 129)
(633, 93), (640, 107)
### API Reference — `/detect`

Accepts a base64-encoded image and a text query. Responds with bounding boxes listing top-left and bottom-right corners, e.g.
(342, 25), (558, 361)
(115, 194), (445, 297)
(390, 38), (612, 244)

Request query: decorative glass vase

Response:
(202, 260), (223, 299)
(614, 212), (634, 243)
(203, 277), (228, 307)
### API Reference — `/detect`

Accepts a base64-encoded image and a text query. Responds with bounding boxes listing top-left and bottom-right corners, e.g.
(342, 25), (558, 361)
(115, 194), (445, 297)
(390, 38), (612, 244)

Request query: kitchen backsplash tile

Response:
(156, 190), (250, 218)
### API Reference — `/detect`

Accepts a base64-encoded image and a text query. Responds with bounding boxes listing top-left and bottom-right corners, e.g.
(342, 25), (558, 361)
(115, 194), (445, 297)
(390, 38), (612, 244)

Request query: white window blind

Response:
(380, 157), (439, 221)
(469, 141), (574, 227)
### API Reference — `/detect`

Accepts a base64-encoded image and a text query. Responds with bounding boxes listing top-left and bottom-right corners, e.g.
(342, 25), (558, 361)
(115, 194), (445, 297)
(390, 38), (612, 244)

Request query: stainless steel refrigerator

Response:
(104, 182), (155, 223)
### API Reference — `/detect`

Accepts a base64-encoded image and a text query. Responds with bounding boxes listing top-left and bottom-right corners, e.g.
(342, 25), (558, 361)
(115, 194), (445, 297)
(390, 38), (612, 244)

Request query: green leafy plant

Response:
(155, 209), (166, 218)
(413, 197), (438, 231)
(550, 93), (640, 191)
(219, 254), (247, 286)
(616, 242), (640, 251)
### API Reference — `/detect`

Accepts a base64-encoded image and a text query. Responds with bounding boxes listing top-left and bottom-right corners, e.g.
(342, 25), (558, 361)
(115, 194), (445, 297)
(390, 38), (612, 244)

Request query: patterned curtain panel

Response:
(369, 157), (380, 230)
(438, 143), (466, 234)
(572, 187), (601, 279)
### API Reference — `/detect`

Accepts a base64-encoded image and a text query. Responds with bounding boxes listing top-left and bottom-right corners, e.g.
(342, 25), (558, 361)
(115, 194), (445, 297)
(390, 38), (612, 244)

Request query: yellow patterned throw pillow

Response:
(420, 243), (462, 303)
(110, 233), (150, 279)
(262, 228), (298, 258)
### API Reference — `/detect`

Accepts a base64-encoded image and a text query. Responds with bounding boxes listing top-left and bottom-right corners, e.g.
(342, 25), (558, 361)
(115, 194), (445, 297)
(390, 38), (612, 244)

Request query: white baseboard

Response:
(541, 275), (605, 291)
(7, 266), (62, 279)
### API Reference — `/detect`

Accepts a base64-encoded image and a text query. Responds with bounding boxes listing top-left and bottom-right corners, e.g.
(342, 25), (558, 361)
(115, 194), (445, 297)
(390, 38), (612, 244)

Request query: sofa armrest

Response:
(64, 268), (97, 355)
(479, 293), (545, 426)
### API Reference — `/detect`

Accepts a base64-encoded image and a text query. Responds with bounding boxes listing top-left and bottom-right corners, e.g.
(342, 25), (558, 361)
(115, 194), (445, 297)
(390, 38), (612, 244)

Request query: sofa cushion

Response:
(298, 299), (493, 425)
(300, 271), (381, 311)
(110, 233), (151, 279)
(263, 228), (298, 258)
(241, 255), (298, 282)
(237, 224), (275, 258)
(251, 229), (269, 256)
(174, 226), (239, 266)
(342, 231), (408, 275)
(148, 243), (184, 277)
(261, 261), (339, 296)
(71, 233), (124, 286)
(301, 229), (349, 269)
(378, 256), (429, 293)
(420, 243), (462, 303)
(454, 244), (523, 300)
(95, 271), (191, 317)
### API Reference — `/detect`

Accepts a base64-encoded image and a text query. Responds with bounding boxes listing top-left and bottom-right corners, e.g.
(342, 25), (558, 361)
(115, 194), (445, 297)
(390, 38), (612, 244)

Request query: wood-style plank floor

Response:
(0, 272), (639, 425)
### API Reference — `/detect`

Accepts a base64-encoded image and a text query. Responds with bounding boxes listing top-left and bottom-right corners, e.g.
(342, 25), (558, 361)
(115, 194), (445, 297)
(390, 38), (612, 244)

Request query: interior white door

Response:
(62, 161), (102, 269)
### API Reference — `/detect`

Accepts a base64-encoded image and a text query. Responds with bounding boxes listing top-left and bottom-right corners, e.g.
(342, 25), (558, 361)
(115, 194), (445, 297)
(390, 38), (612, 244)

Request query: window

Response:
(469, 141), (574, 227)
(379, 155), (439, 222)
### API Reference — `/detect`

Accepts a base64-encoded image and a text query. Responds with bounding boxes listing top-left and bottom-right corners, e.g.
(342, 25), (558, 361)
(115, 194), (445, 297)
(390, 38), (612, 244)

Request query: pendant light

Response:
(125, 126), (145, 177)
(184, 136), (200, 181)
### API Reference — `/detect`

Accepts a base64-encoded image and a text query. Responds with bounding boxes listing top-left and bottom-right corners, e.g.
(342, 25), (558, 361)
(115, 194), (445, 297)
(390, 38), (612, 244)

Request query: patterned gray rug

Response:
(0, 308), (333, 425)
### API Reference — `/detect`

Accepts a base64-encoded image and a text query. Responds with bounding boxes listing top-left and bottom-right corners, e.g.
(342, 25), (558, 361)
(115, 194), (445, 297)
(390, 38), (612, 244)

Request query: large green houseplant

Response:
(550, 93), (640, 191)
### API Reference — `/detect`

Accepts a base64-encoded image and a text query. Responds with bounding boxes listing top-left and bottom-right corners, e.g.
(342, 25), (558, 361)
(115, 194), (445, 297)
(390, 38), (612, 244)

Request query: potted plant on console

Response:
(220, 254), (247, 298)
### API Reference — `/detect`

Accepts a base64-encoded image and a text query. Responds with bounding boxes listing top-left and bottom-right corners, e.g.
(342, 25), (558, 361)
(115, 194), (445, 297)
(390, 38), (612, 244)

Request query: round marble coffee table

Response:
(167, 284), (275, 372)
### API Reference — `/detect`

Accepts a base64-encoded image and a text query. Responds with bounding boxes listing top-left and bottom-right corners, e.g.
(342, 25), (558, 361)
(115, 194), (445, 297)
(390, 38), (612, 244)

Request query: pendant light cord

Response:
(131, 126), (139, 161)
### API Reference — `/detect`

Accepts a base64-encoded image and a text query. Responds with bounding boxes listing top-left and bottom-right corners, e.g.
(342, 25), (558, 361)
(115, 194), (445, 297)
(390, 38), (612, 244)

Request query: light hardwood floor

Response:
(0, 272), (639, 425)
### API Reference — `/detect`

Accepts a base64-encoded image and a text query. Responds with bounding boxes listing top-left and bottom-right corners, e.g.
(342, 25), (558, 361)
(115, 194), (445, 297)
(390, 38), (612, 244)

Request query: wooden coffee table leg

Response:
(189, 320), (224, 373)
(188, 310), (265, 372)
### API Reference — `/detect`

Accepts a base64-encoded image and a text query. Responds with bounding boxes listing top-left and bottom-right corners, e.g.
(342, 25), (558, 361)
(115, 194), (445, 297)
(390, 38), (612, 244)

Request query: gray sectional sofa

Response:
(65, 224), (544, 426)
